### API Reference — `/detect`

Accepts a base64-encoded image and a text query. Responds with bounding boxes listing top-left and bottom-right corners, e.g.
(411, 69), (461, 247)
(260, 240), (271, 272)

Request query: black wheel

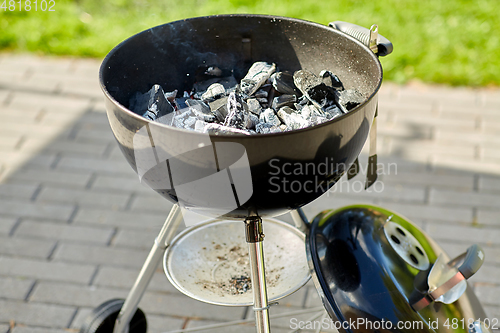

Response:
(80, 299), (147, 333)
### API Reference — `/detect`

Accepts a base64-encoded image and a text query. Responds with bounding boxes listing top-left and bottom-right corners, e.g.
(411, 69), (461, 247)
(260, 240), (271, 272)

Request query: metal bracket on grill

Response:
(329, 21), (393, 56)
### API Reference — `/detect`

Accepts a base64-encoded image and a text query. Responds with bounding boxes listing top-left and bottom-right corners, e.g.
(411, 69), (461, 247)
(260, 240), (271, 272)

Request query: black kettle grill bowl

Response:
(100, 14), (383, 219)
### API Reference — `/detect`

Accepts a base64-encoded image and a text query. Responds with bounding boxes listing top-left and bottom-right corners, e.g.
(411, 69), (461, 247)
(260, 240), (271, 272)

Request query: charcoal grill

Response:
(80, 14), (489, 333)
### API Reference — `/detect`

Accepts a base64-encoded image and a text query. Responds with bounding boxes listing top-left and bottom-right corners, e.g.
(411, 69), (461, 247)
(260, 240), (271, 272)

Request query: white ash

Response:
(223, 92), (248, 129)
(130, 61), (364, 135)
(201, 83), (226, 101)
(240, 62), (276, 96)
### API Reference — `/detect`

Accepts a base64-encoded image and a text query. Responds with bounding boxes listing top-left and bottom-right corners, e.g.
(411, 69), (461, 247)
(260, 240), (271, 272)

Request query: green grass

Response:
(1, 0), (499, 86)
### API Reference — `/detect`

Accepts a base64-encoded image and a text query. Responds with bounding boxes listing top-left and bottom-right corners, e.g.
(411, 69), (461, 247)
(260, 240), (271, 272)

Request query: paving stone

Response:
(37, 186), (131, 209)
(113, 229), (163, 249)
(327, 182), (426, 204)
(92, 174), (155, 194)
(0, 152), (57, 171)
(0, 257), (95, 284)
(139, 292), (245, 320)
(435, 129), (500, 146)
(0, 90), (10, 104)
(19, 138), (108, 157)
(0, 324), (8, 333)
(0, 182), (38, 200)
(68, 307), (92, 330)
(374, 201), (473, 224)
(74, 126), (116, 143)
(0, 216), (17, 235)
(143, 314), (185, 333)
(8, 91), (90, 114)
(438, 240), (500, 265)
(382, 169), (475, 191)
(11, 327), (70, 333)
(53, 243), (149, 268)
(6, 166), (91, 187)
(477, 209), (500, 227)
(57, 156), (135, 176)
(15, 220), (114, 244)
(0, 300), (76, 328)
(429, 188), (500, 209)
(476, 285), (500, 307)
(470, 264), (500, 285)
(185, 319), (259, 333)
(483, 306), (500, 322)
(30, 281), (127, 308)
(0, 198), (75, 221)
(0, 133), (22, 149)
(387, 141), (476, 161)
(0, 235), (55, 259)
(0, 277), (34, 300)
(426, 223), (500, 246)
(73, 208), (167, 229)
(130, 194), (175, 215)
(93, 266), (179, 294)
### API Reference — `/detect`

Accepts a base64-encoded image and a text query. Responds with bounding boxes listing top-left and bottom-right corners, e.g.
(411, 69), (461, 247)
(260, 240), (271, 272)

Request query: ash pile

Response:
(129, 62), (364, 135)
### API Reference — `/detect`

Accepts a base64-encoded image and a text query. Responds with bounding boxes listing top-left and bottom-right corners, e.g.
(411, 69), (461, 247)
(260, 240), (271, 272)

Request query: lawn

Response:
(1, 0), (499, 86)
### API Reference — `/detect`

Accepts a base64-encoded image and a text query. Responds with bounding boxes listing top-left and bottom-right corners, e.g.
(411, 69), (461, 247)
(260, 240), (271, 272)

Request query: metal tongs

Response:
(410, 244), (485, 311)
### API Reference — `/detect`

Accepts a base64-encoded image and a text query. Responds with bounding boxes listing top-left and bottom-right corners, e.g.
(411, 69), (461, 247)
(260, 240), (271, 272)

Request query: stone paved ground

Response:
(0, 53), (499, 333)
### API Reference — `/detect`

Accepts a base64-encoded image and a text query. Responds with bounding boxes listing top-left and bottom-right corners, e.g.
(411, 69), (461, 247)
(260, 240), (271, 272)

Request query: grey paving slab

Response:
(0, 216), (17, 235)
(0, 299), (76, 328)
(0, 235), (55, 259)
(477, 209), (500, 227)
(0, 256), (95, 284)
(73, 207), (167, 229)
(0, 277), (34, 300)
(30, 281), (127, 308)
(57, 155), (136, 176)
(11, 327), (70, 333)
(138, 292), (246, 320)
(429, 188), (500, 209)
(14, 220), (114, 244)
(91, 174), (155, 194)
(53, 243), (149, 268)
(0, 198), (75, 221)
(426, 223), (500, 246)
(37, 186), (131, 209)
(93, 266), (180, 294)
(5, 165), (92, 187)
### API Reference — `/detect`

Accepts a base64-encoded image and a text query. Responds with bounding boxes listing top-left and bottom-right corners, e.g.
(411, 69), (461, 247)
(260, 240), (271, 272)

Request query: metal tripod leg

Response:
(113, 204), (183, 333)
(245, 216), (271, 333)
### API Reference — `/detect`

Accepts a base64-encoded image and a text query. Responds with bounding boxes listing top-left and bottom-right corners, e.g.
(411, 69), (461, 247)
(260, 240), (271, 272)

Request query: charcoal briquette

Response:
(129, 84), (174, 121)
(272, 94), (296, 110)
(270, 71), (299, 95)
(319, 70), (344, 90)
(246, 98), (263, 115)
(335, 89), (365, 111)
(240, 62), (276, 96)
(201, 83), (226, 101)
(261, 108), (281, 127)
(209, 97), (229, 122)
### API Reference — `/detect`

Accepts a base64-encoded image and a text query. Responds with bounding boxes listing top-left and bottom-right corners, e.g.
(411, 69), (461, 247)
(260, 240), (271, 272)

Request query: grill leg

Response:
(113, 204), (183, 333)
(245, 216), (271, 333)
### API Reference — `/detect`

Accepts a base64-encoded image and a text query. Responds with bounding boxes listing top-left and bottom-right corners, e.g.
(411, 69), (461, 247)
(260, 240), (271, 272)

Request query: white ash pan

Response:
(163, 218), (310, 306)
